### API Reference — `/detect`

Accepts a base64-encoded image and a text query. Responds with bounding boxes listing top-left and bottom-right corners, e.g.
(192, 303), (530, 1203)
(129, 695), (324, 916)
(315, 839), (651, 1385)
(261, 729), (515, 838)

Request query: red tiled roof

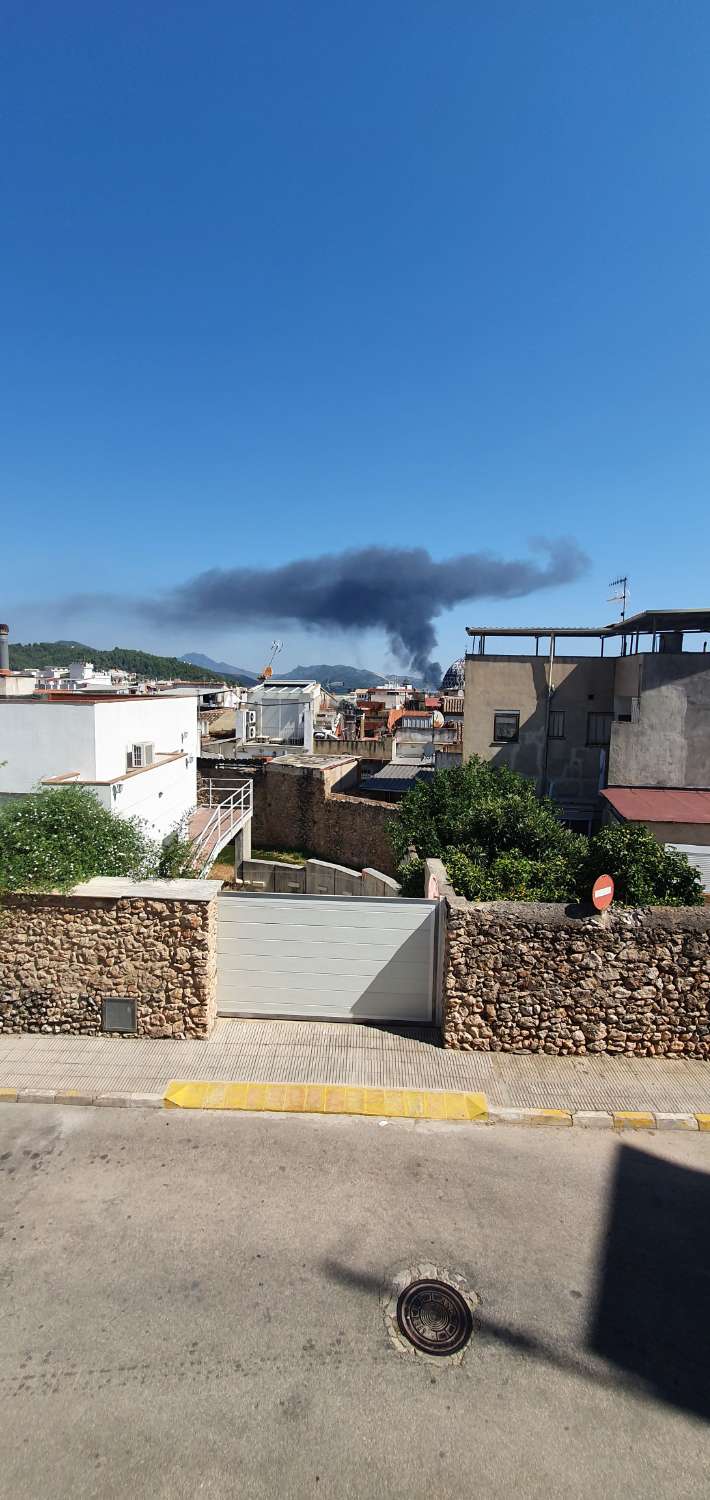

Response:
(601, 787), (710, 824)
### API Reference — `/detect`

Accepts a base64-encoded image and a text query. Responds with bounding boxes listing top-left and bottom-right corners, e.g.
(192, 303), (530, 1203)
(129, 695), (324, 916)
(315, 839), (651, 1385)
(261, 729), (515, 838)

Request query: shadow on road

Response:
(590, 1142), (710, 1422)
(323, 1141), (710, 1422)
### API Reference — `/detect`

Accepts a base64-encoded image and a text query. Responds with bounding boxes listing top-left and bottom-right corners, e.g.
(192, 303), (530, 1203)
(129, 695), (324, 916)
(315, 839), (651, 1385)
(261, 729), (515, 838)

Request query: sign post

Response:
(592, 874), (615, 911)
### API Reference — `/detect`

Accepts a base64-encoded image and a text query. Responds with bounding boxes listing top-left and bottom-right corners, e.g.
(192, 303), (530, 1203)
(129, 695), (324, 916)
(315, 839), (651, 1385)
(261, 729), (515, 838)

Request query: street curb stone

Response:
(573, 1111), (613, 1129)
(654, 1112), (699, 1131)
(0, 1086), (708, 1129)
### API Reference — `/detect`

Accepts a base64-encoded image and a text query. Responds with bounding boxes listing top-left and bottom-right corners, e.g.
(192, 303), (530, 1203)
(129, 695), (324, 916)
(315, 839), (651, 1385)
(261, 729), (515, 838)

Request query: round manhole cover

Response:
(396, 1278), (473, 1356)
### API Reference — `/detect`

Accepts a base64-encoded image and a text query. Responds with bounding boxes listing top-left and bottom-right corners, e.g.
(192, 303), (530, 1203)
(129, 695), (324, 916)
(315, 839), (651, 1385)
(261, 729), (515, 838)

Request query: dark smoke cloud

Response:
(136, 538), (588, 679)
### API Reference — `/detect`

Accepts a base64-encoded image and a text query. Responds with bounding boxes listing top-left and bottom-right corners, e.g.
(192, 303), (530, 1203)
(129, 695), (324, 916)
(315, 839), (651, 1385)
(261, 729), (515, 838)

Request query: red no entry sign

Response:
(592, 874), (615, 911)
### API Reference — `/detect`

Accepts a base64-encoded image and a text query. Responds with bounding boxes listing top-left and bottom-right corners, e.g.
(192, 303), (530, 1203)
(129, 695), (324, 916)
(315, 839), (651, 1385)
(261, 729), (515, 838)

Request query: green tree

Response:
(0, 786), (196, 892)
(577, 822), (703, 907)
(391, 758), (586, 901)
(391, 758), (703, 906)
(9, 640), (241, 683)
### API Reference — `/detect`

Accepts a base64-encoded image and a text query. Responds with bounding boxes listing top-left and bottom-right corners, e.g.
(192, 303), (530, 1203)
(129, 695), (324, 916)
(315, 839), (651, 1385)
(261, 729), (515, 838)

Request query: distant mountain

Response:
(281, 663), (421, 691)
(181, 654), (427, 692)
(181, 652), (258, 684)
(10, 641), (233, 683)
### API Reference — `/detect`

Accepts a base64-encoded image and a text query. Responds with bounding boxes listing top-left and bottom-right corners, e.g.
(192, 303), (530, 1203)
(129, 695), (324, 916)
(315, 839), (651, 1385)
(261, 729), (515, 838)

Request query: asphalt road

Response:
(2, 1106), (710, 1499)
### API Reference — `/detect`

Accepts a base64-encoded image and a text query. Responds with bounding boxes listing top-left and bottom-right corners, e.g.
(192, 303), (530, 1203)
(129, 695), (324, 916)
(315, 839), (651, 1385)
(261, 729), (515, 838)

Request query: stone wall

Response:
(427, 860), (710, 1057)
(198, 755), (399, 876)
(0, 878), (221, 1038)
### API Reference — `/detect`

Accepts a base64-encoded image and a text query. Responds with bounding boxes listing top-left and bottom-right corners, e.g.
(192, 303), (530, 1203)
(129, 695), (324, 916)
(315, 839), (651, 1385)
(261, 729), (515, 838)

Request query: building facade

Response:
(463, 610), (710, 830)
(0, 694), (198, 842)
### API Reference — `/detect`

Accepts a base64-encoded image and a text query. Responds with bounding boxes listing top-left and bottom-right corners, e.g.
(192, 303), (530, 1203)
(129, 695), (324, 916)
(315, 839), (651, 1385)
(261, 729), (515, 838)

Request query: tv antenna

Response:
(608, 575), (630, 622)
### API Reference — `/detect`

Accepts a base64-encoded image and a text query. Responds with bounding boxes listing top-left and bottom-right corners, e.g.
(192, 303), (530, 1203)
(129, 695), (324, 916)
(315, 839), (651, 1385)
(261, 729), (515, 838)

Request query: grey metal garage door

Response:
(217, 892), (439, 1023)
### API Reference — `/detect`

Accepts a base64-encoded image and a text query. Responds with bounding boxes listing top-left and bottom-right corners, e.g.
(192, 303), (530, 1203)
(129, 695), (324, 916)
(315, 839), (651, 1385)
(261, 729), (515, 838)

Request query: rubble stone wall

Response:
(426, 860), (710, 1057)
(0, 880), (220, 1038)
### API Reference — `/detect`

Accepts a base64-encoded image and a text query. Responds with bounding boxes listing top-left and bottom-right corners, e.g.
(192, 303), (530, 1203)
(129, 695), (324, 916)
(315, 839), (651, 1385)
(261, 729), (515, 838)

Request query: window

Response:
(548, 710), (565, 739)
(493, 710), (519, 743)
(587, 712), (612, 746)
(126, 742), (154, 770)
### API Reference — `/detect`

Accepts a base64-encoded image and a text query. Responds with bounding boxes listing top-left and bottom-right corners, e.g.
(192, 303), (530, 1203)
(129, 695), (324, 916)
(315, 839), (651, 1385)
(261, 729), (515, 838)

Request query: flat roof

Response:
(601, 787), (710, 824)
(466, 609), (710, 640)
(0, 693), (187, 706)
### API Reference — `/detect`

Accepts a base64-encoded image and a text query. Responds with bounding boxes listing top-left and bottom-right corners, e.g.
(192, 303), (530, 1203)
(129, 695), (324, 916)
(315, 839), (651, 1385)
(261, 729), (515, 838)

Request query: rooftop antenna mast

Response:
(608, 575), (630, 657)
(608, 575), (630, 622)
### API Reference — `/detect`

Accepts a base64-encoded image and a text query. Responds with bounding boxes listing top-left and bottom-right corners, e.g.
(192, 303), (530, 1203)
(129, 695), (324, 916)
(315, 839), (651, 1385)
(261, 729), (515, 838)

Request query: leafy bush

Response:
(156, 820), (199, 879)
(0, 786), (158, 892)
(444, 847), (580, 903)
(577, 822), (704, 907)
(391, 757), (704, 907)
(0, 786), (201, 892)
(392, 758), (586, 902)
(396, 853), (425, 897)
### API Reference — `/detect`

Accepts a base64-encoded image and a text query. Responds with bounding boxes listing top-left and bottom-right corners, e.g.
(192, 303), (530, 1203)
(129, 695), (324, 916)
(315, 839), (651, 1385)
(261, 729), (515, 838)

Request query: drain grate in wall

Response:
(396, 1278), (473, 1356)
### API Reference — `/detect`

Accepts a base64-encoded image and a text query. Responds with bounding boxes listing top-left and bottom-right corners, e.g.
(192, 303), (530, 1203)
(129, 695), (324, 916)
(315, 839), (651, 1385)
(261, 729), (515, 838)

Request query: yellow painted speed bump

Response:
(613, 1111), (655, 1131)
(696, 1114), (710, 1132)
(163, 1080), (488, 1123)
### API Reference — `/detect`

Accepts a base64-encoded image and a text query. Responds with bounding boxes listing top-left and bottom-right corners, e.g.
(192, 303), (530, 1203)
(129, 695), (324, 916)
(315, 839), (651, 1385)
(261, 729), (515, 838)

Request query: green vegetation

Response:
(391, 758), (704, 907)
(206, 843), (309, 880)
(9, 640), (240, 683)
(0, 787), (197, 893)
(252, 846), (309, 865)
(576, 822), (703, 908)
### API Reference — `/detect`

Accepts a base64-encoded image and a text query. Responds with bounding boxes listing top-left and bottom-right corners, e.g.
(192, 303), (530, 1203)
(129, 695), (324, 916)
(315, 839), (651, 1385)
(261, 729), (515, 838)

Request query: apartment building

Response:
(463, 609), (710, 831)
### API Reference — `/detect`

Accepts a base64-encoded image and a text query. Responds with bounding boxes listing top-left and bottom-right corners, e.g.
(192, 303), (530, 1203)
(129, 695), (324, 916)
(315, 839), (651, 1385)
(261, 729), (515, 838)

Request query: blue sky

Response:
(2, 1), (709, 674)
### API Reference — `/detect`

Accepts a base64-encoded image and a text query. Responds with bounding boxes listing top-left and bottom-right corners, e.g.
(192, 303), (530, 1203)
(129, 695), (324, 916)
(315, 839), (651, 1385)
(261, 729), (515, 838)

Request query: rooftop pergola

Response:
(465, 610), (710, 657)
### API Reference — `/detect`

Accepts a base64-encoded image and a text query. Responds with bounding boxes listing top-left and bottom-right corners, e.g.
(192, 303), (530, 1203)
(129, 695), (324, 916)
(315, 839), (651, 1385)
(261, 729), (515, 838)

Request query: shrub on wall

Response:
(0, 786), (198, 893)
(391, 758), (704, 906)
(578, 822), (703, 907)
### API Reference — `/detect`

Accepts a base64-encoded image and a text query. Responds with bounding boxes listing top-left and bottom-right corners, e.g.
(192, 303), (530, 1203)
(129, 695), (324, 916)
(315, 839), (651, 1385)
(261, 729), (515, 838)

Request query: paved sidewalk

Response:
(1, 1018), (710, 1113)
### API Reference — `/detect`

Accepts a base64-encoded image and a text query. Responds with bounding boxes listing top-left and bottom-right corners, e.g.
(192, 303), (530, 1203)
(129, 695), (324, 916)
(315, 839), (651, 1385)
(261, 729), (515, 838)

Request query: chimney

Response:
(0, 624), (9, 672)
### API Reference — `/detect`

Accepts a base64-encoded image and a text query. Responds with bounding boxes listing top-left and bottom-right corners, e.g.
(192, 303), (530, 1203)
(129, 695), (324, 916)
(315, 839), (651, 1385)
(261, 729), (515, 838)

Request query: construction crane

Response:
(258, 639), (283, 681)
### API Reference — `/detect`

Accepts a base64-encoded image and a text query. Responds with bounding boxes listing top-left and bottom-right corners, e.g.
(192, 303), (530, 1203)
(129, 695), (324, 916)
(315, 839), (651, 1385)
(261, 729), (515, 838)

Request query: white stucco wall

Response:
(92, 698), (198, 779)
(0, 702), (98, 792)
(0, 673), (37, 698)
(94, 754), (197, 842)
(0, 698), (198, 842)
(0, 697), (198, 792)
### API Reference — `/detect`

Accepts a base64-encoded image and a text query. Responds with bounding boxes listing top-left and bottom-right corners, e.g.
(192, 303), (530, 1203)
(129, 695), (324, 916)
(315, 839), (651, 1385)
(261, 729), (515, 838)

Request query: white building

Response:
(238, 680), (321, 752)
(0, 669), (37, 698)
(36, 666), (68, 690)
(158, 681), (242, 710)
(68, 661), (114, 692)
(356, 682), (413, 712)
(0, 694), (198, 843)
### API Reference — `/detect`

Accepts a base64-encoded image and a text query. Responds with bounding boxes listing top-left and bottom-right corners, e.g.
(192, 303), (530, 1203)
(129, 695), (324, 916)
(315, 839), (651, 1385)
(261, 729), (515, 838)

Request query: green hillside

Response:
(9, 640), (240, 683)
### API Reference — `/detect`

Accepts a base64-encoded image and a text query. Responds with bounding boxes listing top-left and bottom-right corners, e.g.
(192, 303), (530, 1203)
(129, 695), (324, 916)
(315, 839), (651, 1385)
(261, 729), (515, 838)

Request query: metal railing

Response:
(193, 781), (253, 872)
(206, 778), (252, 808)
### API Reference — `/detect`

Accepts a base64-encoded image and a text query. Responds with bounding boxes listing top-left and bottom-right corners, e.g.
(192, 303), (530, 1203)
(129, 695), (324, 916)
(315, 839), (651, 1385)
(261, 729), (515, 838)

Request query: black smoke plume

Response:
(141, 538), (588, 680)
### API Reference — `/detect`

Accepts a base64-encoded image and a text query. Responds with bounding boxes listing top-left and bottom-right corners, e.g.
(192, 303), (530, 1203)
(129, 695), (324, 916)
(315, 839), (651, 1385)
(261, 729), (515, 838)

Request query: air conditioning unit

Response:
(127, 742), (154, 770)
(247, 709), (257, 724)
(247, 725), (257, 739)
